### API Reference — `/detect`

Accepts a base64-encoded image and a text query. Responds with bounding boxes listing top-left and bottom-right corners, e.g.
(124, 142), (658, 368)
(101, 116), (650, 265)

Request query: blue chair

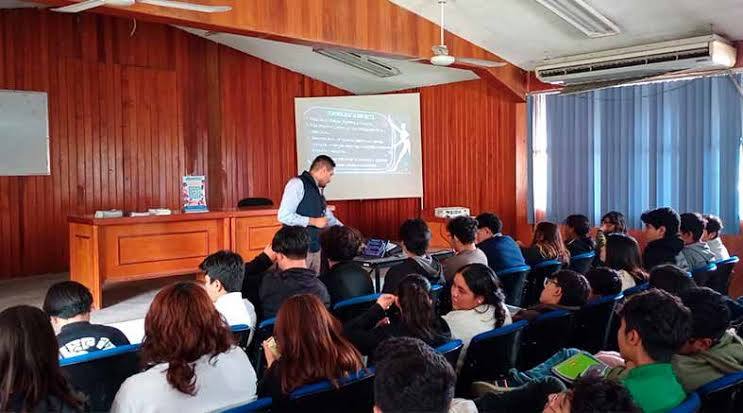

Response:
(691, 263), (718, 287)
(668, 393), (700, 413)
(708, 256), (740, 295)
(570, 293), (623, 353)
(332, 293), (381, 323)
(221, 397), (273, 413)
(231, 324), (251, 352)
(60, 343), (141, 412)
(623, 282), (650, 297)
(697, 370), (743, 412)
(251, 317), (276, 377)
(457, 320), (528, 397)
(435, 339), (463, 369)
(496, 265), (531, 307)
(278, 368), (376, 412)
(569, 252), (596, 274)
(522, 260), (563, 307)
(518, 309), (575, 370)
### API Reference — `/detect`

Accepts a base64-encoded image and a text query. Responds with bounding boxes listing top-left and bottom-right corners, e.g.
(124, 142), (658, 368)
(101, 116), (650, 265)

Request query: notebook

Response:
(551, 352), (608, 383)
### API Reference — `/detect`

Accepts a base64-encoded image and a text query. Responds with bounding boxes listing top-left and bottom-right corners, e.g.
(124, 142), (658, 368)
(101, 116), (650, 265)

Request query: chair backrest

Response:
(250, 317), (276, 377)
(697, 370), (743, 413)
(623, 282), (650, 297)
(457, 320), (528, 397)
(707, 256), (740, 295)
(231, 324), (251, 352)
(569, 293), (622, 353)
(522, 260), (562, 307)
(237, 197), (273, 208)
(496, 265), (531, 307)
(332, 293), (381, 323)
(220, 397), (273, 413)
(278, 369), (375, 413)
(518, 309), (575, 370)
(435, 339), (463, 369)
(60, 344), (141, 412)
(691, 263), (718, 287)
(569, 252), (596, 274)
(668, 393), (701, 413)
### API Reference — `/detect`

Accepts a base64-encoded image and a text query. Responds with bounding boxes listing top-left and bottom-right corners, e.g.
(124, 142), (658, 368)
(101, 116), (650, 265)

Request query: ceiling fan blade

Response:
(138, 0), (231, 12)
(51, 0), (108, 13)
(455, 57), (507, 68)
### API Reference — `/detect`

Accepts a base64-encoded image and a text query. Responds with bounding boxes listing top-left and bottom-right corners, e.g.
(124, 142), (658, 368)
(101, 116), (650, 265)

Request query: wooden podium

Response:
(68, 208), (280, 308)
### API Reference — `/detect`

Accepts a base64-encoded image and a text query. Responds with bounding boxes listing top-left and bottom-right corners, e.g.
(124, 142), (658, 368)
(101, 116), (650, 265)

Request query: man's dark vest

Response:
(296, 171), (325, 252)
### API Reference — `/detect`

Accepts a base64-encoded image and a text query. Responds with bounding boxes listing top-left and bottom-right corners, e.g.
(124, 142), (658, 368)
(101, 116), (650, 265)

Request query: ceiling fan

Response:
(424, 0), (506, 68)
(51, 0), (232, 14)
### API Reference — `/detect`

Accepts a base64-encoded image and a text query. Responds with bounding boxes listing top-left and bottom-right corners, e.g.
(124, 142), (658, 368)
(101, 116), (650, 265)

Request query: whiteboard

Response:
(0, 89), (50, 176)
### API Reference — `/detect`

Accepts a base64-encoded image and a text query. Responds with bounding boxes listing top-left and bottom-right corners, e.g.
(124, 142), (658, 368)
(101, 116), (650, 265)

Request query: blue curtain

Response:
(533, 73), (743, 233)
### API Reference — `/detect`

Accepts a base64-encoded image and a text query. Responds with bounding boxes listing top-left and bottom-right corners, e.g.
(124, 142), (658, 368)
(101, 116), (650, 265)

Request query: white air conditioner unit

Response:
(535, 35), (737, 85)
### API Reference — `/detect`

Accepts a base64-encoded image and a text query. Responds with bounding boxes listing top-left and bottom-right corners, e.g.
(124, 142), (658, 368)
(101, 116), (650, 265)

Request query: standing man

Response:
(278, 155), (342, 273)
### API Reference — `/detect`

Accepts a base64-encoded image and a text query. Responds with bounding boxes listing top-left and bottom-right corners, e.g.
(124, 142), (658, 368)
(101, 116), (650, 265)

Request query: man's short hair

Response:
(704, 215), (724, 238)
(570, 376), (641, 413)
(319, 226), (362, 262)
(446, 216), (478, 245)
(272, 226), (310, 259)
(549, 269), (590, 307)
(43, 281), (93, 319)
(649, 264), (697, 297)
(640, 207), (680, 236)
(585, 267), (622, 297)
(399, 219), (431, 256)
(199, 250), (245, 293)
(618, 289), (692, 362)
(565, 214), (591, 237)
(680, 212), (706, 241)
(310, 155), (336, 171)
(679, 287), (731, 342)
(374, 337), (455, 413)
(475, 212), (503, 235)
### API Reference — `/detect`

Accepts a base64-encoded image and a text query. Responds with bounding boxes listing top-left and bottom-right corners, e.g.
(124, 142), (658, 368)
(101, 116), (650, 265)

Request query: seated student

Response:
(43, 281), (129, 359)
(680, 212), (716, 271)
(640, 207), (689, 271)
(584, 267), (622, 301)
(0, 305), (85, 412)
(474, 376), (639, 413)
(319, 226), (374, 304)
(703, 214), (730, 260)
(112, 282), (257, 413)
(244, 226), (330, 319)
(344, 274), (451, 356)
(200, 250), (257, 329)
(259, 294), (363, 404)
(602, 234), (649, 291)
(512, 270), (590, 322)
(673, 287), (743, 392)
(383, 219), (445, 293)
(521, 222), (571, 266)
(595, 211), (628, 252)
(373, 337), (475, 413)
(442, 216), (488, 282)
(475, 212), (527, 272)
(442, 264), (512, 370)
(649, 264), (697, 297)
(563, 214), (595, 256)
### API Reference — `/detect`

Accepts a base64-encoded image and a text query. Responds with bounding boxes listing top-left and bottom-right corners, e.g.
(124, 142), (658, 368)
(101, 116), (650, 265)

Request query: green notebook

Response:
(551, 352), (607, 383)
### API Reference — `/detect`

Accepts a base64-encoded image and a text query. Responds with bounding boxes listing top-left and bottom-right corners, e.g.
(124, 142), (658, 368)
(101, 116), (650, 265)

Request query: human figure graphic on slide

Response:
(387, 115), (411, 172)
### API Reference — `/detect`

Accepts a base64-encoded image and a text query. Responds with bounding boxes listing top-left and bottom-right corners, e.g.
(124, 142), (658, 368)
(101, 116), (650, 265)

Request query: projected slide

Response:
(295, 93), (423, 201)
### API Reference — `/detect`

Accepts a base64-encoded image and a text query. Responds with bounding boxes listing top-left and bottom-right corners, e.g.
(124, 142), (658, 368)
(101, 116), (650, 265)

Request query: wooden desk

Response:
(68, 208), (280, 308)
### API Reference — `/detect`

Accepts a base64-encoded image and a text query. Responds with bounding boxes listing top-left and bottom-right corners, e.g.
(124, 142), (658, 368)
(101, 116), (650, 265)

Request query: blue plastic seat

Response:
(332, 293), (381, 323)
(221, 397), (273, 413)
(278, 368), (376, 412)
(570, 293), (623, 353)
(696, 370), (743, 412)
(691, 262), (718, 287)
(623, 282), (650, 297)
(668, 393), (700, 413)
(250, 317), (276, 377)
(435, 339), (463, 369)
(231, 324), (251, 351)
(569, 251), (596, 274)
(707, 256), (740, 295)
(518, 309), (575, 370)
(496, 265), (531, 307)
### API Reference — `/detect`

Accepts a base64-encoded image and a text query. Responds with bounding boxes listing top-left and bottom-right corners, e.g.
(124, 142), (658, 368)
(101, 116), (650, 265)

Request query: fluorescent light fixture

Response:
(535, 0), (620, 38)
(314, 49), (401, 78)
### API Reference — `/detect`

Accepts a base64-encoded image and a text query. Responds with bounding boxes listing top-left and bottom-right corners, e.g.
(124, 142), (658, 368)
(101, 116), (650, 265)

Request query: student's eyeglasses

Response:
(543, 278), (559, 288)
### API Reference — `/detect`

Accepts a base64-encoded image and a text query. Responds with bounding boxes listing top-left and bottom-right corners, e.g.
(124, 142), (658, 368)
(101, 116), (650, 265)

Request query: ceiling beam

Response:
(34, 0), (527, 101)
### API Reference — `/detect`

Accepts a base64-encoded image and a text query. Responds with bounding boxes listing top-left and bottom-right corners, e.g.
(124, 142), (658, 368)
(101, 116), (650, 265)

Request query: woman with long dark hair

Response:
(596, 211), (628, 251)
(521, 222), (570, 265)
(344, 274), (451, 356)
(442, 264), (512, 370)
(601, 233), (648, 290)
(259, 294), (363, 401)
(111, 282), (257, 412)
(0, 305), (84, 412)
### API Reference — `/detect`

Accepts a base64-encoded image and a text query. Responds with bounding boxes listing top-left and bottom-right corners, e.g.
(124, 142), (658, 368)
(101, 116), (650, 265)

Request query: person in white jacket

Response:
(703, 214), (730, 261)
